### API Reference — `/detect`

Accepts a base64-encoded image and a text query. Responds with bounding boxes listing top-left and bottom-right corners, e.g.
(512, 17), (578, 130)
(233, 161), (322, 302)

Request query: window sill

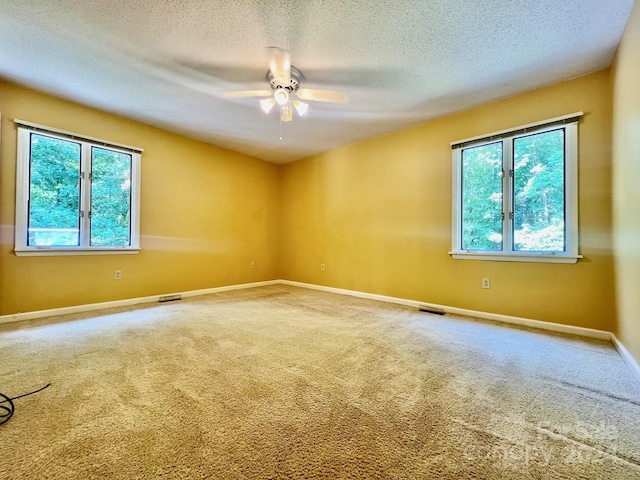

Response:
(14, 247), (140, 257)
(449, 251), (582, 264)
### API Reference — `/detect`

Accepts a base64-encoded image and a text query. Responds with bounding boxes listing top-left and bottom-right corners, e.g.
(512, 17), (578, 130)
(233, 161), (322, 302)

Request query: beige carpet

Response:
(1, 285), (639, 479)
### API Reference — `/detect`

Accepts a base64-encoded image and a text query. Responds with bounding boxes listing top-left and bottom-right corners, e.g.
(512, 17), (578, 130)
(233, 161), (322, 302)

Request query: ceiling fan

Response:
(228, 47), (348, 122)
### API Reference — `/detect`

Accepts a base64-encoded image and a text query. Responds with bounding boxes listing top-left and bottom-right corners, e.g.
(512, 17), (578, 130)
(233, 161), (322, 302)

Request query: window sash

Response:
(27, 133), (82, 247)
(15, 125), (141, 256)
(461, 141), (504, 251)
(89, 146), (133, 247)
(511, 128), (566, 253)
(450, 120), (581, 264)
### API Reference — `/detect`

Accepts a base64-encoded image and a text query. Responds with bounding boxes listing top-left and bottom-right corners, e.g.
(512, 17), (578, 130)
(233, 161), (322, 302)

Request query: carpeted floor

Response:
(1, 285), (639, 479)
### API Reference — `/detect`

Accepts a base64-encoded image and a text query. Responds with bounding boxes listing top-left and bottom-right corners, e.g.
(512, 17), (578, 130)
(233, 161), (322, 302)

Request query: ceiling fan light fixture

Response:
(293, 100), (308, 116)
(241, 48), (346, 125)
(274, 88), (290, 106)
(259, 97), (276, 113)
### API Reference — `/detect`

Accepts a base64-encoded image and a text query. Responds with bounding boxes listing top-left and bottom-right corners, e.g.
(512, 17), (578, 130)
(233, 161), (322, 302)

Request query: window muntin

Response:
(450, 116), (580, 263)
(15, 123), (141, 256)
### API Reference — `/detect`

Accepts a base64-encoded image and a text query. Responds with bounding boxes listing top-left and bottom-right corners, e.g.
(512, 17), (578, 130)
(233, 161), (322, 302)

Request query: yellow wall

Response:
(612, 2), (640, 364)
(281, 70), (615, 331)
(0, 66), (623, 338)
(0, 81), (281, 315)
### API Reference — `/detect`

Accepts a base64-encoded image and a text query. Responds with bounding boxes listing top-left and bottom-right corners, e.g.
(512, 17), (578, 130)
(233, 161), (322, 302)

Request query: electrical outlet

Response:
(482, 278), (490, 289)
(251, 261), (256, 269)
(321, 264), (325, 272)
(114, 270), (122, 280)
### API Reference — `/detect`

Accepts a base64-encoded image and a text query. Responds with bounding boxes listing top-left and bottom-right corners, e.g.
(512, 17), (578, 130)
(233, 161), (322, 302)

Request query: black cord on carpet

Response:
(0, 383), (51, 426)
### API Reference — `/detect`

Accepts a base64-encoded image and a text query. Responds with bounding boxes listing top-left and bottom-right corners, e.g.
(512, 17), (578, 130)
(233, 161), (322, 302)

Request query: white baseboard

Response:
(611, 334), (640, 383)
(282, 280), (640, 381)
(1, 278), (610, 341)
(279, 280), (426, 308)
(280, 280), (612, 341)
(2, 278), (638, 383)
(0, 280), (279, 326)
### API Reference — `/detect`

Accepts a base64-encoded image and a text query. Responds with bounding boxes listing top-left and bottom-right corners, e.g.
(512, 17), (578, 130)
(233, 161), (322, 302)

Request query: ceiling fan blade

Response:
(226, 89), (272, 98)
(297, 88), (349, 104)
(268, 47), (291, 86)
(178, 62), (267, 84)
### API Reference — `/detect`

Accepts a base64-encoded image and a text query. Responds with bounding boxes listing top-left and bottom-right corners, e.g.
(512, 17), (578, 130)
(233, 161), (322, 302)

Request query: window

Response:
(450, 113), (582, 263)
(15, 121), (142, 256)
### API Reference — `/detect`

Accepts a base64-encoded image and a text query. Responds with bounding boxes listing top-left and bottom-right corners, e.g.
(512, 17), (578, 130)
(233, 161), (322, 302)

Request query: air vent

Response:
(158, 294), (182, 303)
(418, 305), (445, 315)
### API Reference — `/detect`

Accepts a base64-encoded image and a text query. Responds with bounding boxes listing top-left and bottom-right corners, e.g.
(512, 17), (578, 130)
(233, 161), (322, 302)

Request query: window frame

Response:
(14, 121), (142, 256)
(450, 113), (582, 264)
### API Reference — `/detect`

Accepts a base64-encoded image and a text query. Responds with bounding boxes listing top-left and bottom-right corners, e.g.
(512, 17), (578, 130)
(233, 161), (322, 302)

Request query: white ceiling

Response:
(0, 1), (633, 164)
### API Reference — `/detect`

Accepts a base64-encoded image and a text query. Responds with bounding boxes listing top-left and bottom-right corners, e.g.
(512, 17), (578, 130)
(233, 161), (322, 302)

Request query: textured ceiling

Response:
(0, 1), (633, 163)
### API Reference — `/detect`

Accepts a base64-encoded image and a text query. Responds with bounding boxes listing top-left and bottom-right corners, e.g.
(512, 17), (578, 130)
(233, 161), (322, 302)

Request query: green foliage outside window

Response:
(513, 129), (565, 251)
(28, 134), (81, 246)
(28, 134), (132, 247)
(462, 142), (503, 251)
(90, 147), (132, 247)
(461, 129), (566, 252)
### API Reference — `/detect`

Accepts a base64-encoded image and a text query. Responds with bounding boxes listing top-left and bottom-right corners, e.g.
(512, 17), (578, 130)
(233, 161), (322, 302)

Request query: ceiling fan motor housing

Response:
(267, 66), (302, 92)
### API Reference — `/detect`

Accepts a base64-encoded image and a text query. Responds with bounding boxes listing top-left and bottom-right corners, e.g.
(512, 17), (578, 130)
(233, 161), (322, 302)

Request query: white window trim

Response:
(14, 121), (142, 256)
(449, 113), (583, 264)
